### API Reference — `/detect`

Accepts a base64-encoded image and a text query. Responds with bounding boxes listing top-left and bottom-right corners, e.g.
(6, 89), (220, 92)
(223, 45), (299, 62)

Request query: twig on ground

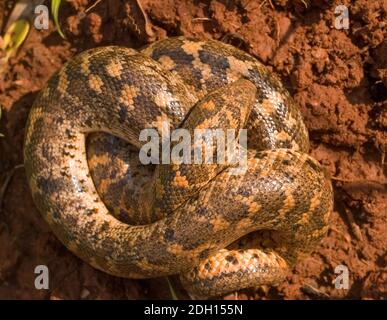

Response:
(260, 0), (275, 10)
(301, 283), (330, 299)
(192, 17), (212, 22)
(342, 206), (363, 241)
(85, 0), (103, 13)
(166, 277), (179, 300)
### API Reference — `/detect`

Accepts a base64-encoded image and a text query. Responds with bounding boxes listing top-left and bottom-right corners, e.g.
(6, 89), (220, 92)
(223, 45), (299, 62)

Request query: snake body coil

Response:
(24, 37), (333, 297)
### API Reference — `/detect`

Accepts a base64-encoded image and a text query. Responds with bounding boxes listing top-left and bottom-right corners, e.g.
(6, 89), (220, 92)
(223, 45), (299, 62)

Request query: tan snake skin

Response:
(24, 37), (333, 297)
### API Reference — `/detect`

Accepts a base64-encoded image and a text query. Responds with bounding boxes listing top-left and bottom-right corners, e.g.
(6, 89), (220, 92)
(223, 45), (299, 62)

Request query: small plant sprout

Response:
(0, 18), (30, 64)
(51, 0), (65, 39)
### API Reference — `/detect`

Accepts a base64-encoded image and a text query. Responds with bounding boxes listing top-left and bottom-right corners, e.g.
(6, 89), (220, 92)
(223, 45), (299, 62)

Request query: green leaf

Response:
(1, 19), (30, 60)
(51, 0), (65, 38)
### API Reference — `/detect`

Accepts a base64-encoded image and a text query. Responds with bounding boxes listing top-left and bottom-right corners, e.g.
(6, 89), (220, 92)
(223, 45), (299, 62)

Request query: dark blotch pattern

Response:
(24, 37), (332, 298)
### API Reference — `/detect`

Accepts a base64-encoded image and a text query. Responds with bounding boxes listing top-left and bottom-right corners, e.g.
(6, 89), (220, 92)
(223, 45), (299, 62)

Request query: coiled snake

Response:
(24, 37), (333, 297)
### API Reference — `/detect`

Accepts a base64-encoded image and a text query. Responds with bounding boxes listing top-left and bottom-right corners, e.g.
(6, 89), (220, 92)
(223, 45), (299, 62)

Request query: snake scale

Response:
(24, 37), (333, 297)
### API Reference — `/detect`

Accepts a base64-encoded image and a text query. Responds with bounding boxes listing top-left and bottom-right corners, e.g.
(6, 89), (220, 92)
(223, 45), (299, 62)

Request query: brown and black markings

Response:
(24, 37), (333, 297)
